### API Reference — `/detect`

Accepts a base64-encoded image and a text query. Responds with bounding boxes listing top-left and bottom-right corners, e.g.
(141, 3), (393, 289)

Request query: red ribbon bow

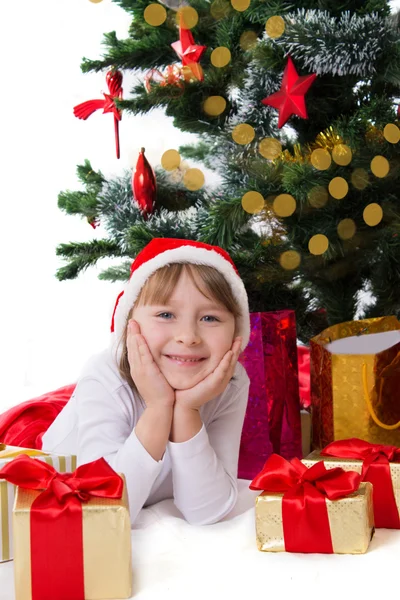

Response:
(250, 454), (361, 553)
(0, 454), (123, 600)
(322, 438), (400, 528)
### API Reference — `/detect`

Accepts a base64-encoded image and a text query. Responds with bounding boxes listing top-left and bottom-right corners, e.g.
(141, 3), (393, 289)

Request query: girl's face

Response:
(131, 269), (236, 390)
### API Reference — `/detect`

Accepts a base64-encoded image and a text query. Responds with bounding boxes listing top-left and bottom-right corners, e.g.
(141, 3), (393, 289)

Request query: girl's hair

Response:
(118, 262), (242, 389)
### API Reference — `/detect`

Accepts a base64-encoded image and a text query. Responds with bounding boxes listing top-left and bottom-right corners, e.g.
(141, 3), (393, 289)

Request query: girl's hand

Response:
(127, 319), (175, 409)
(174, 337), (242, 411)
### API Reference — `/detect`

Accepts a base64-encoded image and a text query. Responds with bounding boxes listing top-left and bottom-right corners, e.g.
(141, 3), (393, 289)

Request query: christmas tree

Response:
(56, 0), (400, 341)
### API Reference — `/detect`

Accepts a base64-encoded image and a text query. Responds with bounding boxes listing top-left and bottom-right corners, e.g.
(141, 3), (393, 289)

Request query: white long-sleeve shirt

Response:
(41, 347), (250, 526)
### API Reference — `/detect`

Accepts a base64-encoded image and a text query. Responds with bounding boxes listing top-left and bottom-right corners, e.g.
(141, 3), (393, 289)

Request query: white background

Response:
(0, 0), (399, 413)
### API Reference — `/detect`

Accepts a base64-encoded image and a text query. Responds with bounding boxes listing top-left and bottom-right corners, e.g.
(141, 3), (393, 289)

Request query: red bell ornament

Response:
(132, 148), (156, 219)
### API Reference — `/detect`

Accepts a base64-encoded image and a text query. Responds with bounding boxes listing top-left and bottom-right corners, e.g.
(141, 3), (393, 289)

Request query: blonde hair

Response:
(118, 263), (242, 389)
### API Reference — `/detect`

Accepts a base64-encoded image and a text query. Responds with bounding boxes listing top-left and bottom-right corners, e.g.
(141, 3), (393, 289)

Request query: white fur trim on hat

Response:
(112, 246), (250, 352)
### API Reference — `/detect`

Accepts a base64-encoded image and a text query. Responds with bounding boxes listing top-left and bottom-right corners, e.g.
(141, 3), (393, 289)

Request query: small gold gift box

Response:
(0, 446), (77, 563)
(256, 482), (374, 554)
(13, 478), (133, 600)
(303, 449), (400, 524)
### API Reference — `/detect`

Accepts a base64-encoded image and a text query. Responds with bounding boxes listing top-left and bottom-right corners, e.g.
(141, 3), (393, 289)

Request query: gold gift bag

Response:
(311, 316), (400, 449)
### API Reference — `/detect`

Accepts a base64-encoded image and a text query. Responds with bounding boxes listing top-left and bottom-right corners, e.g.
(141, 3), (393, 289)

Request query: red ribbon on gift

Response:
(321, 438), (400, 529)
(250, 454), (361, 553)
(0, 454), (123, 600)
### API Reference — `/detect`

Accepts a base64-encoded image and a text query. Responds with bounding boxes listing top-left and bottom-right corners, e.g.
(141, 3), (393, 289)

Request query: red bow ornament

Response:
(0, 454), (126, 600)
(250, 454), (361, 553)
(73, 69), (123, 159)
(322, 438), (400, 528)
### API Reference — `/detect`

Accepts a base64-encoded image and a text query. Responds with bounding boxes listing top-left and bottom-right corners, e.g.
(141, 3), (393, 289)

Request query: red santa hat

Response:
(111, 238), (250, 351)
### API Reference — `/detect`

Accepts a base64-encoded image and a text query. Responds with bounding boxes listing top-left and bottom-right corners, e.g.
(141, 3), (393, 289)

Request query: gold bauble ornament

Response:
(161, 149), (181, 171)
(383, 123), (400, 144)
(144, 4), (167, 26)
(363, 203), (383, 226)
(183, 168), (205, 190)
(337, 219), (356, 240)
(308, 186), (328, 208)
(241, 191), (264, 213)
(351, 168), (369, 190)
(258, 138), (282, 160)
(311, 148), (332, 170)
(176, 6), (198, 28)
(239, 30), (258, 50)
(309, 234), (329, 255)
(332, 144), (352, 166)
(279, 250), (301, 270)
(211, 47), (231, 68)
(232, 124), (255, 145)
(231, 0), (250, 11)
(370, 155), (390, 178)
(328, 177), (349, 200)
(203, 96), (227, 116)
(273, 194), (296, 217)
(265, 16), (285, 39)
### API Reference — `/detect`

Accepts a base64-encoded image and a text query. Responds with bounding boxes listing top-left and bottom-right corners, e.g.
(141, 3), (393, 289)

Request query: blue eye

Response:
(157, 312), (173, 319)
(202, 316), (219, 322)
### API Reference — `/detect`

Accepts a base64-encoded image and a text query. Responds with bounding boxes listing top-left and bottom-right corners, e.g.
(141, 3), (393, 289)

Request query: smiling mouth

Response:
(165, 355), (206, 364)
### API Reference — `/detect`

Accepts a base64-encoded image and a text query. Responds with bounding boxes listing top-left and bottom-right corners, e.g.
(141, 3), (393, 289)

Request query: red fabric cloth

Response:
(0, 384), (75, 450)
(297, 345), (310, 410)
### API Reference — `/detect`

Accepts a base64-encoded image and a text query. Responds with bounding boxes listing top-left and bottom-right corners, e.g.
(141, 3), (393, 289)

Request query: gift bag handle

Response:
(362, 363), (400, 430)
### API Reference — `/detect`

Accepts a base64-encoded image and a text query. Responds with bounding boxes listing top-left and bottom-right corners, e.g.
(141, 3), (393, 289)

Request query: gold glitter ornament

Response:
(383, 124), (400, 144)
(280, 250), (301, 270)
(232, 123), (255, 145)
(176, 6), (199, 29)
(211, 47), (231, 67)
(203, 96), (226, 116)
(265, 16), (285, 39)
(337, 219), (356, 240)
(183, 168), (205, 190)
(332, 144), (353, 166)
(351, 168), (369, 190)
(308, 186), (328, 208)
(258, 138), (282, 160)
(329, 177), (349, 200)
(231, 0), (250, 11)
(144, 4), (167, 26)
(241, 191), (264, 213)
(371, 155), (390, 178)
(210, 0), (231, 19)
(273, 194), (296, 217)
(363, 203), (383, 227)
(309, 234), (329, 255)
(161, 149), (181, 171)
(311, 148), (332, 170)
(240, 30), (258, 50)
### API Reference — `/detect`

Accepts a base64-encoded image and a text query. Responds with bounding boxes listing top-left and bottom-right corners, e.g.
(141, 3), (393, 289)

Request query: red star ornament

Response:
(262, 57), (317, 128)
(171, 25), (206, 82)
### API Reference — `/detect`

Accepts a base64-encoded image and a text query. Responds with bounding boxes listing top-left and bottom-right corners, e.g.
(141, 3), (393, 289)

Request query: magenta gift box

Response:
(238, 311), (302, 480)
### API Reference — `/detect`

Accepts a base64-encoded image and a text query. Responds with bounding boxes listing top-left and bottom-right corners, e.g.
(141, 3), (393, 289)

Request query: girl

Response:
(8, 238), (251, 526)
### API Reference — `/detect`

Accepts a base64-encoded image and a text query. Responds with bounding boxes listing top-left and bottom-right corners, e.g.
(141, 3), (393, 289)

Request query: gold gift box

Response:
(255, 482), (374, 554)
(0, 446), (77, 563)
(13, 477), (133, 600)
(303, 450), (400, 517)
